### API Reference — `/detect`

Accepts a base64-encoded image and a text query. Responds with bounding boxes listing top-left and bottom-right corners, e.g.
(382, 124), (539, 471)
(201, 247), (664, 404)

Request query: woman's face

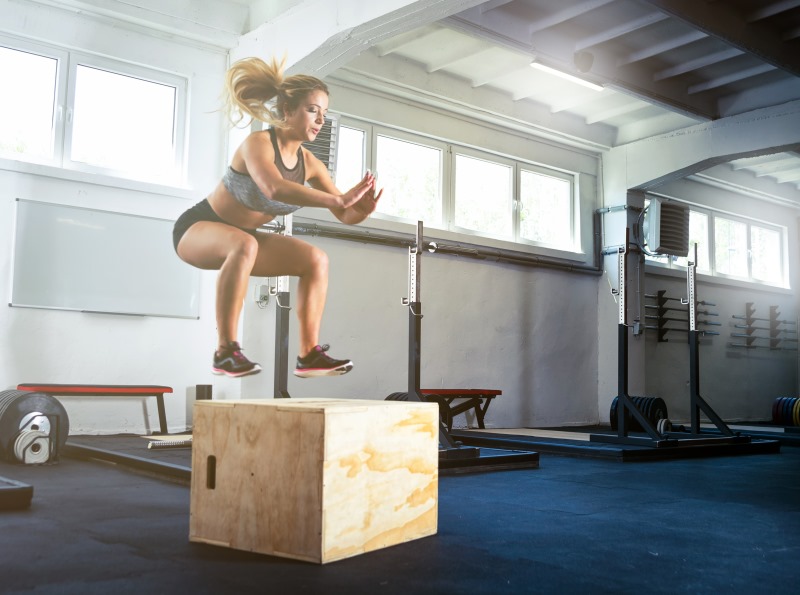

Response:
(284, 89), (329, 142)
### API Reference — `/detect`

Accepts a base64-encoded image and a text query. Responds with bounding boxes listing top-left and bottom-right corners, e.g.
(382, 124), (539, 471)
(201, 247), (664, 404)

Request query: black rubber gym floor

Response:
(1, 438), (799, 594)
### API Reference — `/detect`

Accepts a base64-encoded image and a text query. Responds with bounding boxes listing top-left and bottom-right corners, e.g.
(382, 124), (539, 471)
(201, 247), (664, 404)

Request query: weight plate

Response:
(0, 391), (69, 462)
(773, 397), (785, 425)
(780, 397), (790, 425)
(794, 398), (800, 427)
(772, 397), (783, 424)
(626, 396), (637, 431)
(644, 397), (655, 427)
(782, 397), (794, 427)
(651, 398), (668, 425)
(791, 397), (799, 427)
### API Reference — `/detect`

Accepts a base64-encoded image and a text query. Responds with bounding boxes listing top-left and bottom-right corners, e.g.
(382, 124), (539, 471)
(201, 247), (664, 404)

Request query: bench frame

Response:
(16, 384), (173, 435)
(420, 389), (500, 431)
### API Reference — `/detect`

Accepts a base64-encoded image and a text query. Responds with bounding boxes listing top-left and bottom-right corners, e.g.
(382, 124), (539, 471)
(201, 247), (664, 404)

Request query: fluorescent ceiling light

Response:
(530, 62), (604, 92)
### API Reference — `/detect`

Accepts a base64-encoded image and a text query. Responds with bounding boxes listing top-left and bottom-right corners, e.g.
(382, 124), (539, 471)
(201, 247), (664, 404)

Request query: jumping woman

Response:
(173, 56), (382, 378)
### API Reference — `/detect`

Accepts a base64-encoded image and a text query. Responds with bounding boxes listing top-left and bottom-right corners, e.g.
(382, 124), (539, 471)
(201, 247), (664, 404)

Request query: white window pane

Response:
(714, 217), (748, 277)
(375, 135), (442, 225)
(751, 226), (781, 283)
(71, 65), (176, 177)
(335, 126), (365, 192)
(454, 154), (512, 237)
(675, 212), (709, 272)
(0, 46), (57, 159)
(520, 169), (571, 246)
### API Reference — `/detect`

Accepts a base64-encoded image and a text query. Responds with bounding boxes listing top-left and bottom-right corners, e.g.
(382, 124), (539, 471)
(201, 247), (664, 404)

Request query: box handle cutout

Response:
(206, 455), (216, 489)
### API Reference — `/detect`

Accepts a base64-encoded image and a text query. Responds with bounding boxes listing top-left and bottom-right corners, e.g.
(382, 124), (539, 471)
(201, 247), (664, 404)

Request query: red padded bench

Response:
(16, 384), (173, 435)
(420, 389), (501, 431)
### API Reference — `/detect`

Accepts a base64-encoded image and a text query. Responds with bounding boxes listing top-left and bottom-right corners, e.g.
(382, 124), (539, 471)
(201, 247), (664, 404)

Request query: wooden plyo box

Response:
(189, 398), (439, 564)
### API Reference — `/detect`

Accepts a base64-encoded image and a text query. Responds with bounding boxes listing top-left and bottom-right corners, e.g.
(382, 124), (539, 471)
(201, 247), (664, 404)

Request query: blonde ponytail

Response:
(222, 55), (329, 128)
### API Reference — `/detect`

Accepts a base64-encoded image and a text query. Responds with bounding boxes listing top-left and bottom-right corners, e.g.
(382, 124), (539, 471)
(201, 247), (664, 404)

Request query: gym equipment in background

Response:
(0, 389), (69, 464)
(591, 239), (764, 450)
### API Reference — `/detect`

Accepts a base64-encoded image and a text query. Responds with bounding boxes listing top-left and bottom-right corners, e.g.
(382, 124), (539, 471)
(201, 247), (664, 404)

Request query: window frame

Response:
(338, 115), (580, 254)
(517, 162), (578, 251)
(450, 146), (515, 241)
(369, 124), (448, 228)
(0, 36), (68, 167)
(644, 196), (788, 289)
(0, 33), (188, 186)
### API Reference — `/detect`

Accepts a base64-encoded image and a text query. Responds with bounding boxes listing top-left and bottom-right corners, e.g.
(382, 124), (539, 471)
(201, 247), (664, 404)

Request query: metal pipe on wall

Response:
(291, 215), (603, 276)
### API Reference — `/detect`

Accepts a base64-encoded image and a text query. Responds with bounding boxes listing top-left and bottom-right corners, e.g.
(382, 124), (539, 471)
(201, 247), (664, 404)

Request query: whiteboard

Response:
(10, 199), (200, 319)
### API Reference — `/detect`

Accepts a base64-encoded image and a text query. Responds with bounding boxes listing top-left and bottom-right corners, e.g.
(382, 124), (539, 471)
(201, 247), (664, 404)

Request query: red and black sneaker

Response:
(294, 344), (353, 378)
(212, 341), (262, 378)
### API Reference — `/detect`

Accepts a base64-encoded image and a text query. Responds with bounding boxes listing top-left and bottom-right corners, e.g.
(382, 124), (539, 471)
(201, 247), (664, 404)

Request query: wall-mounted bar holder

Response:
(644, 290), (720, 342)
(729, 303), (798, 351)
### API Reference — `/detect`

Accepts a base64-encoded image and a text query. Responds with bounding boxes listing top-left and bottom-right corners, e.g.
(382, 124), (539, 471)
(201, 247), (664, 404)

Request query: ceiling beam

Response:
(480, 0), (514, 12)
(638, 0), (800, 76)
(527, 0), (616, 34)
(374, 25), (443, 56)
(426, 43), (491, 72)
(235, 0), (488, 76)
(447, 9), (718, 119)
(619, 30), (706, 65)
(575, 12), (669, 51)
(611, 99), (800, 190)
(687, 64), (776, 94)
(585, 100), (647, 124)
(746, 0), (800, 22)
(653, 48), (743, 81)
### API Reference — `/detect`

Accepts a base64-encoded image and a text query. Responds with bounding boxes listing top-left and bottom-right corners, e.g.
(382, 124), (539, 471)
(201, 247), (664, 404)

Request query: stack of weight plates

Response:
(772, 397), (800, 427)
(609, 396), (668, 431)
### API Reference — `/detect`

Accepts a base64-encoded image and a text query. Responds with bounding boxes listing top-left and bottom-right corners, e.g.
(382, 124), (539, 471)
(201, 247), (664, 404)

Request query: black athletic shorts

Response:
(172, 198), (259, 252)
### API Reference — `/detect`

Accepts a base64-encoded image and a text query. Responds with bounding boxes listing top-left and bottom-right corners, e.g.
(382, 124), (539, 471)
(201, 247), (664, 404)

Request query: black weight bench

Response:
(16, 384), (173, 435)
(420, 389), (501, 431)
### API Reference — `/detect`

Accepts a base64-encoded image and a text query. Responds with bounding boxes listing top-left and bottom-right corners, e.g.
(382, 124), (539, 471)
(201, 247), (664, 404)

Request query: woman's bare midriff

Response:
(206, 181), (276, 229)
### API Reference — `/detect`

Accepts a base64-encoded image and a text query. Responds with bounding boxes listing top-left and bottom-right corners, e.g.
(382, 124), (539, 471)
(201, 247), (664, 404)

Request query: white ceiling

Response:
(334, 0), (800, 204)
(42, 0), (799, 204)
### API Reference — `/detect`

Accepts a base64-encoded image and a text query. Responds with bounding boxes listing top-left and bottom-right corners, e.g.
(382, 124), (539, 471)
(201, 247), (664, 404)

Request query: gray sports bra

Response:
(222, 129), (304, 216)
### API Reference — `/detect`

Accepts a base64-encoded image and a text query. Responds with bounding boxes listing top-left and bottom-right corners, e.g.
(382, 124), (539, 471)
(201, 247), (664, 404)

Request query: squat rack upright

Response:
(591, 238), (758, 450)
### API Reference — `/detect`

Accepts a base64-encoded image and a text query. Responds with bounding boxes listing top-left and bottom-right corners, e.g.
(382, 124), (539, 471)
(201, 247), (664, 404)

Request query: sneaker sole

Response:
(293, 362), (353, 378)
(212, 364), (262, 378)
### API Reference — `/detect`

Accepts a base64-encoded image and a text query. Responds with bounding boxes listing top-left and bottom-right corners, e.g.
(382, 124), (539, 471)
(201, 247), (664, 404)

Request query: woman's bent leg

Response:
(250, 234), (352, 377)
(177, 221), (262, 376)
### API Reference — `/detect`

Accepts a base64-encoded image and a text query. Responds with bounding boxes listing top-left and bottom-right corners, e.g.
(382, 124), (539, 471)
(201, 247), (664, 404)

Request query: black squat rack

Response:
(591, 239), (777, 454)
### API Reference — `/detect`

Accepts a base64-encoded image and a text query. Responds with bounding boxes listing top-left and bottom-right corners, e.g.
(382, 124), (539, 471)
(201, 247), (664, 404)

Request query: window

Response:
(336, 117), (578, 252)
(0, 44), (63, 162)
(335, 125), (366, 191)
(453, 153), (512, 238)
(374, 133), (443, 225)
(645, 198), (786, 287)
(0, 35), (187, 185)
(520, 168), (572, 247)
(714, 217), (748, 277)
(751, 225), (782, 284)
(674, 211), (710, 272)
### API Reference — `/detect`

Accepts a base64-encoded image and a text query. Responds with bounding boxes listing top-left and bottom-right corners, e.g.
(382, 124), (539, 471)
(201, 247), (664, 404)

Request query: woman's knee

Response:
(304, 246), (329, 278)
(223, 233), (260, 270)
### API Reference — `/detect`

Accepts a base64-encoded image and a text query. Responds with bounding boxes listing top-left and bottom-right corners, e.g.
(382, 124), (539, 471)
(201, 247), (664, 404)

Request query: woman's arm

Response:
(304, 149), (382, 225)
(238, 133), (372, 210)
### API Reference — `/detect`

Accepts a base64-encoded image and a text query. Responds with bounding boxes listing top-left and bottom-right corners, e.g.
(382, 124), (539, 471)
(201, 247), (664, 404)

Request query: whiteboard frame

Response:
(9, 199), (201, 319)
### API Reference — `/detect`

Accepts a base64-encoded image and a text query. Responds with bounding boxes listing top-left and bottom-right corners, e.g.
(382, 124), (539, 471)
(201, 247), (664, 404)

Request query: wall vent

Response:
(644, 197), (690, 257)
(302, 114), (339, 179)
